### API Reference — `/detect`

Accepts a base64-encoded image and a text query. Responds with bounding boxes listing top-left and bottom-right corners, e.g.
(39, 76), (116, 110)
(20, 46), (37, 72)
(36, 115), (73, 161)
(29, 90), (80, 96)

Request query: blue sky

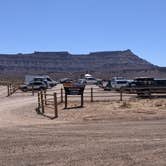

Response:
(0, 0), (166, 66)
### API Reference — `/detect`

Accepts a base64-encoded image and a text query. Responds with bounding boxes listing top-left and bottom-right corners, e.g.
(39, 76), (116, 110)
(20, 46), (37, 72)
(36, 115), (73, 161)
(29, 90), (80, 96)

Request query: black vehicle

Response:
(154, 79), (166, 87)
(129, 77), (166, 87)
(134, 77), (154, 87)
(126, 77), (166, 97)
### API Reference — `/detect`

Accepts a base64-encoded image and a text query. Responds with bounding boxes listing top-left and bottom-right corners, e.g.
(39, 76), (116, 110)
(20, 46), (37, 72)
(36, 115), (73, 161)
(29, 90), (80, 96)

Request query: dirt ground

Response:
(0, 85), (166, 166)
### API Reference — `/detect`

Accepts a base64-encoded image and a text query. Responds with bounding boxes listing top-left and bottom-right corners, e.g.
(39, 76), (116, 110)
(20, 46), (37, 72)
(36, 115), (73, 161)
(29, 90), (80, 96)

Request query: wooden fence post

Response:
(81, 93), (84, 107)
(41, 91), (45, 114)
(9, 84), (12, 95)
(32, 85), (34, 96)
(7, 84), (10, 97)
(44, 90), (47, 105)
(61, 88), (63, 103)
(38, 91), (41, 109)
(11, 84), (14, 94)
(120, 89), (123, 101)
(65, 93), (67, 109)
(54, 92), (58, 118)
(91, 88), (93, 102)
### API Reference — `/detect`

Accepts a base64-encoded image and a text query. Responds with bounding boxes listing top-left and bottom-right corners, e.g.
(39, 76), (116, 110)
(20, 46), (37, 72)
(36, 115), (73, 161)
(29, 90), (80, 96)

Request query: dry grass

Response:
(119, 101), (131, 108)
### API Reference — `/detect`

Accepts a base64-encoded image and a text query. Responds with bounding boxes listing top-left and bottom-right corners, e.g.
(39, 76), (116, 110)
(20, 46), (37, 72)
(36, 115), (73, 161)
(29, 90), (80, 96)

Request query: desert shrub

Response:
(119, 101), (131, 109)
(154, 101), (163, 107)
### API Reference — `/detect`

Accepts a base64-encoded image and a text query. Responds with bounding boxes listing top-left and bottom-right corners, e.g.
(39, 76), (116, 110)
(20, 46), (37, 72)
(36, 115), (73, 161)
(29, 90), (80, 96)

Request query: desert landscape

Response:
(1, 0), (166, 165)
(0, 85), (166, 166)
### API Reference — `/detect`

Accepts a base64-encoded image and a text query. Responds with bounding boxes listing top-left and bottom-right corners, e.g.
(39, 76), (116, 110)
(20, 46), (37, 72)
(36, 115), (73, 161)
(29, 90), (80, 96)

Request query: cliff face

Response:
(1, 49), (165, 80)
(0, 49), (155, 74)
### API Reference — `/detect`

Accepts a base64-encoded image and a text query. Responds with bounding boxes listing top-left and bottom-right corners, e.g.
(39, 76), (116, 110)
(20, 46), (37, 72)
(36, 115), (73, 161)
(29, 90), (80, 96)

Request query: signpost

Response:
(63, 84), (85, 109)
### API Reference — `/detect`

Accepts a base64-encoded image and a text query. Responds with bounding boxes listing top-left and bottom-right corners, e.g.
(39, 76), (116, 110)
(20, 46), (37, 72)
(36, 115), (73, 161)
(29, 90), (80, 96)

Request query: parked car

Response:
(85, 77), (98, 85)
(103, 80), (112, 91)
(84, 73), (98, 85)
(60, 78), (73, 84)
(25, 75), (57, 88)
(19, 81), (47, 92)
(75, 79), (87, 86)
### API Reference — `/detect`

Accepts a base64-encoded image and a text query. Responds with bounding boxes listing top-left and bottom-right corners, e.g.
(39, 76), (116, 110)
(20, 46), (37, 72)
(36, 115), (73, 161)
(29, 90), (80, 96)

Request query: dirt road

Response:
(0, 120), (166, 166)
(1, 85), (166, 165)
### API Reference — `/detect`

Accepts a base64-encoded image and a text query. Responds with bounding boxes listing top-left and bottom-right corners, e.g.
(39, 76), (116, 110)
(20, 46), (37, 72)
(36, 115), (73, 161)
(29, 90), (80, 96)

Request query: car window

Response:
(87, 78), (95, 81)
(117, 81), (127, 84)
(34, 78), (43, 81)
(29, 82), (42, 86)
(36, 82), (43, 85)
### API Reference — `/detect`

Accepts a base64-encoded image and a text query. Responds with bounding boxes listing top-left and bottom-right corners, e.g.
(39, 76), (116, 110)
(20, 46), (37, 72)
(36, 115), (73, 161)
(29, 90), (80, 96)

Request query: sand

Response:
(0, 85), (166, 165)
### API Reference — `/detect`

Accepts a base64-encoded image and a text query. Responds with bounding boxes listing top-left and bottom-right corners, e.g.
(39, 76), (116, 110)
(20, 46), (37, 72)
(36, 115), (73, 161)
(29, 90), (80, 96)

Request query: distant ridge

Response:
(0, 49), (165, 80)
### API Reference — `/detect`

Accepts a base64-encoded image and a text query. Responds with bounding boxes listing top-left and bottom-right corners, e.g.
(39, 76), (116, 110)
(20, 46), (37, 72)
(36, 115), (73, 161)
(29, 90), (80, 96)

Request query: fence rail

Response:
(36, 87), (137, 119)
(122, 86), (166, 97)
(36, 88), (64, 119)
(0, 81), (23, 97)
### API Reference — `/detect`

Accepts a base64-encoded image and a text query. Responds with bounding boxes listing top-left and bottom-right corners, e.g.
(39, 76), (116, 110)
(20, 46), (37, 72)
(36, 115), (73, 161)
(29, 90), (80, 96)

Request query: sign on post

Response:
(63, 83), (85, 109)
(64, 86), (85, 95)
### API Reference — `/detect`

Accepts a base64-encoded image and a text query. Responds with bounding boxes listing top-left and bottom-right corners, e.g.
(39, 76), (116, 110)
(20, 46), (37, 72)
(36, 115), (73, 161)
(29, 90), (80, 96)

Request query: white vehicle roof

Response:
(85, 74), (92, 78)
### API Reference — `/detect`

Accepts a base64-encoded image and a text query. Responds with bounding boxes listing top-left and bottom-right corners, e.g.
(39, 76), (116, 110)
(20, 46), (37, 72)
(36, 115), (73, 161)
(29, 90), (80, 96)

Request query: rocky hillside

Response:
(0, 49), (165, 80)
